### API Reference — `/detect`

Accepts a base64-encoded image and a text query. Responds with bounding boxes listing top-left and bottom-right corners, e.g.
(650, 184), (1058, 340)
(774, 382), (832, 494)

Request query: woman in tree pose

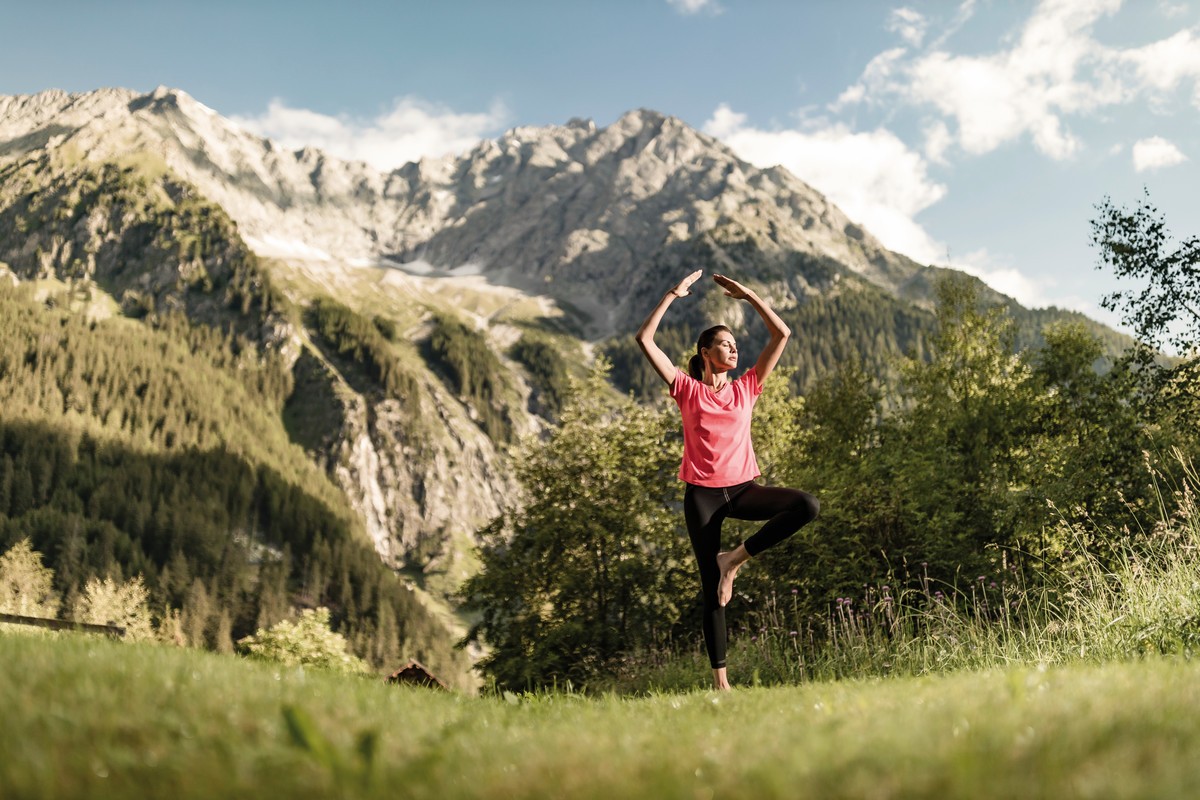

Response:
(635, 270), (819, 691)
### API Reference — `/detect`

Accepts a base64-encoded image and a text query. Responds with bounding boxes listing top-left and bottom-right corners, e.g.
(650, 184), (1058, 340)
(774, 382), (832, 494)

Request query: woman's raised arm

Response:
(635, 269), (703, 385)
(712, 274), (791, 383)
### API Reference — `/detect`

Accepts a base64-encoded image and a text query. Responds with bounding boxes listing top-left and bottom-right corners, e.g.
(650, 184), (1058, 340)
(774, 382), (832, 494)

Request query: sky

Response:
(2, 0), (1198, 333)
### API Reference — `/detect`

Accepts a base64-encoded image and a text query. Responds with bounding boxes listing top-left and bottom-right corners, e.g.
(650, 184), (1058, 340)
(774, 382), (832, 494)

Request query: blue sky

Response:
(3, 0), (1198, 332)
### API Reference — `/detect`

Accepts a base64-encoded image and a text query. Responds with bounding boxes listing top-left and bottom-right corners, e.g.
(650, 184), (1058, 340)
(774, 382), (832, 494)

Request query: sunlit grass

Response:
(3, 629), (1200, 799)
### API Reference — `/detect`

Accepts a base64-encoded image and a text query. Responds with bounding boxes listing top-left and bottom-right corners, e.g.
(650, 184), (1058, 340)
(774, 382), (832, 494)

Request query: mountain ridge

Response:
(1, 87), (927, 334)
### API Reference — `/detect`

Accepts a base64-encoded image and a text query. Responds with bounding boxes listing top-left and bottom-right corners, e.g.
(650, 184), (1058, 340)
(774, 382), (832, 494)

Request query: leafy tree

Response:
(1091, 192), (1200, 460)
(156, 604), (186, 647)
(736, 361), (906, 607)
(1092, 192), (1200, 356)
(1021, 321), (1152, 551)
(1079, 194), (1200, 565)
(887, 275), (1037, 572)
(182, 578), (213, 648)
(460, 361), (695, 689)
(744, 276), (1140, 606)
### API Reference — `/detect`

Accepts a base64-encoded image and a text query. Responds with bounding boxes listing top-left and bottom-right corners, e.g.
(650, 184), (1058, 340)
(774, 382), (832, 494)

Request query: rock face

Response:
(385, 111), (926, 333)
(1, 88), (926, 332)
(0, 85), (978, 589)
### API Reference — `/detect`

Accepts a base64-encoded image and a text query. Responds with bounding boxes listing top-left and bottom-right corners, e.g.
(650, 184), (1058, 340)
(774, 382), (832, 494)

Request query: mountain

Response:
(0, 86), (1133, 680)
(1, 87), (926, 330)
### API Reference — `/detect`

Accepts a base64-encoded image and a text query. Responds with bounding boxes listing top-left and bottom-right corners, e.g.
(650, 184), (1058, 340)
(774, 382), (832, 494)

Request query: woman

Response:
(635, 270), (819, 691)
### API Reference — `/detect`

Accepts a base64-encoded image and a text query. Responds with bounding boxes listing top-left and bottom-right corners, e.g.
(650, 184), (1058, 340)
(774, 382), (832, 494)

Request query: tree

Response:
(182, 578), (211, 647)
(892, 275), (1037, 572)
(460, 361), (696, 689)
(737, 361), (904, 606)
(0, 538), (60, 618)
(1088, 192), (1200, 540)
(1092, 192), (1200, 356)
(1021, 321), (1151, 550)
(72, 575), (154, 640)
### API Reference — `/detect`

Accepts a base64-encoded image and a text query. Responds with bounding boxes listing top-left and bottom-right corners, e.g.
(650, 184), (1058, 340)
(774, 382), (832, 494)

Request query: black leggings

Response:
(684, 481), (819, 669)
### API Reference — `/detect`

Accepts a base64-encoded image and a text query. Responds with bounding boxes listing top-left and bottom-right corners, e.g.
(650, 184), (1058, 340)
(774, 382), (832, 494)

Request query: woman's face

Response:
(703, 332), (738, 372)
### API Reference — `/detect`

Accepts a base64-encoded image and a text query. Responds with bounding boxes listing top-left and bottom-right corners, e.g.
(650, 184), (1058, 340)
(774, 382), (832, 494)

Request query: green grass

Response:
(2, 630), (1199, 799)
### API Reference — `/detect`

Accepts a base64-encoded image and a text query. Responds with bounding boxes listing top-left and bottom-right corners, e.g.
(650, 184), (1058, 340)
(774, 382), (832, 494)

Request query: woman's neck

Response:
(703, 369), (730, 390)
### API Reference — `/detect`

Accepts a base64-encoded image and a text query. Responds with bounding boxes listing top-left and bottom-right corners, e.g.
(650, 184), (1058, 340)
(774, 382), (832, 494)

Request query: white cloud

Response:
(905, 0), (1124, 159)
(888, 7), (928, 47)
(1121, 29), (1200, 107)
(666, 0), (722, 15)
(923, 119), (954, 163)
(1132, 135), (1189, 170)
(703, 104), (947, 264)
(231, 96), (508, 172)
(703, 103), (1064, 309)
(724, 1), (1200, 313)
(1158, 1), (1190, 18)
(844, 0), (1200, 160)
(829, 48), (907, 111)
(834, 83), (866, 108)
(954, 248), (1056, 308)
(927, 0), (980, 49)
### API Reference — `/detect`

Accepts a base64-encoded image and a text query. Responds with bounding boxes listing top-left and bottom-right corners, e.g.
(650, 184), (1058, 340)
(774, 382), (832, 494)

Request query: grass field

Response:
(2, 630), (1197, 799)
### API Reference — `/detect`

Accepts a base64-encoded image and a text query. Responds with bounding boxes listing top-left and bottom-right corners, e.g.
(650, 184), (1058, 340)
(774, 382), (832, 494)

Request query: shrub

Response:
(237, 607), (369, 674)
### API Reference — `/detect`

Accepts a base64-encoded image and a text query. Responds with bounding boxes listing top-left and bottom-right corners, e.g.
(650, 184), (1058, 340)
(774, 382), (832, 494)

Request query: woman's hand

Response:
(670, 269), (704, 298)
(716, 274), (792, 383)
(713, 273), (751, 300)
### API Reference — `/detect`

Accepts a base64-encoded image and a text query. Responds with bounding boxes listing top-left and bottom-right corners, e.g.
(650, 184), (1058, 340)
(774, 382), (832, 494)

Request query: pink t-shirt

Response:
(669, 367), (763, 487)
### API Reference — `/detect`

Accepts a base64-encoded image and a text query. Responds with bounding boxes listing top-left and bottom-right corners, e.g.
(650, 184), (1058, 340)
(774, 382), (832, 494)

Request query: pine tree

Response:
(182, 578), (211, 648)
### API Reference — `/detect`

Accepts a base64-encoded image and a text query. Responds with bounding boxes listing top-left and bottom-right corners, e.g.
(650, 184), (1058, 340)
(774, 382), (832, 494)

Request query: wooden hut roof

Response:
(386, 659), (448, 690)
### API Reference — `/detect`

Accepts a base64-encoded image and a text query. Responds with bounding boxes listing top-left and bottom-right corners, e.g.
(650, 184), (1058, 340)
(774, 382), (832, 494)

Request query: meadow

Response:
(9, 464), (1200, 800)
(2, 629), (1199, 800)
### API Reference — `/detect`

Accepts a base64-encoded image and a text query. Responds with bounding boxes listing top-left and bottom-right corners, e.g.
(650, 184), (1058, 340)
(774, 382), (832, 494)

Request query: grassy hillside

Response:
(2, 630), (1198, 799)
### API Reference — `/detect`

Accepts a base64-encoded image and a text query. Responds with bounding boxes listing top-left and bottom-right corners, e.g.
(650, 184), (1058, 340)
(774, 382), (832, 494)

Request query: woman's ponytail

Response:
(688, 354), (705, 380)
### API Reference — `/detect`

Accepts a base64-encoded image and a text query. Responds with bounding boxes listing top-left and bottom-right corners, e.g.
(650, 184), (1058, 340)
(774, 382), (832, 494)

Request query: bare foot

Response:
(713, 667), (732, 691)
(716, 550), (742, 607)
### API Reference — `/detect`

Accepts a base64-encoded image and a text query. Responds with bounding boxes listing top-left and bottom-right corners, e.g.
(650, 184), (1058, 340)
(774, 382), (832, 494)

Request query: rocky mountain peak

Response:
(0, 87), (134, 156)
(0, 85), (926, 333)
